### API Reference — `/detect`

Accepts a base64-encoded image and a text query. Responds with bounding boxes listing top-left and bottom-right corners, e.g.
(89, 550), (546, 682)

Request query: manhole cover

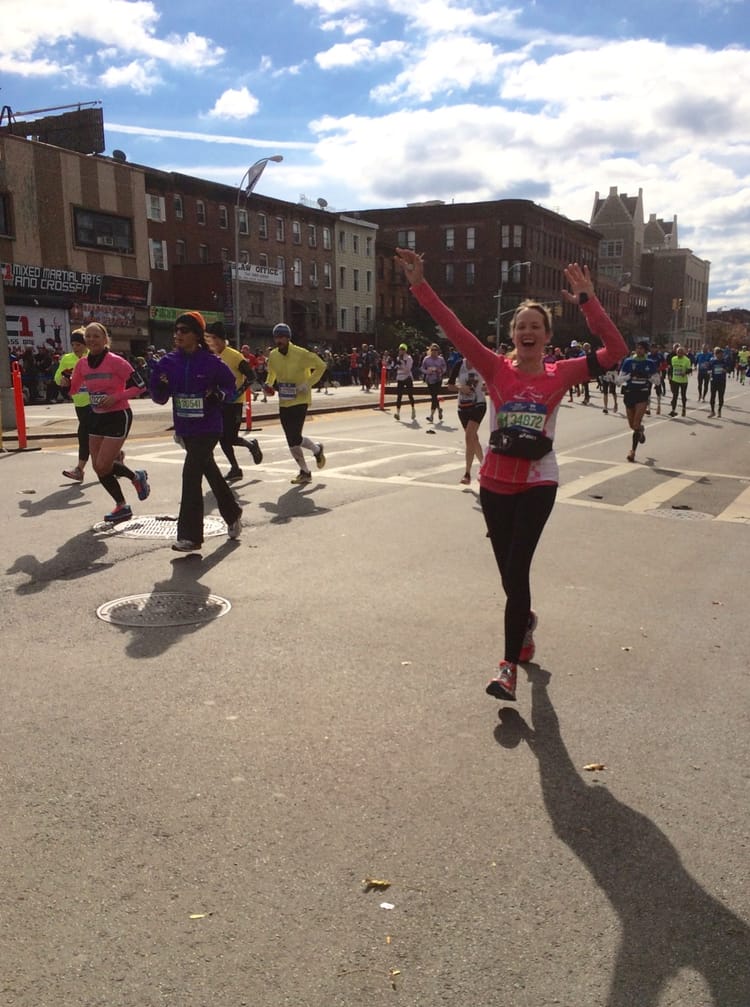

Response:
(97, 592), (231, 627)
(646, 508), (712, 521)
(102, 515), (227, 539)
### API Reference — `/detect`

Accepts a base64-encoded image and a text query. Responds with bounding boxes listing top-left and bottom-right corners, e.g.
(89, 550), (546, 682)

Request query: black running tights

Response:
(480, 484), (557, 664)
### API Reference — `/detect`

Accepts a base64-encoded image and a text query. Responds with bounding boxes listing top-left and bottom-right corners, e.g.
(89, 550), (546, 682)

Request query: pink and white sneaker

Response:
(519, 610), (538, 664)
(486, 662), (517, 702)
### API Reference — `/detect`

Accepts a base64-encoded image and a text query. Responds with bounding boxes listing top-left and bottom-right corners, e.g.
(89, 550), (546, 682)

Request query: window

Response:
(445, 263), (454, 284)
(308, 224), (317, 248)
(259, 253), (269, 268)
(239, 250), (250, 265)
(513, 225), (523, 248)
(466, 262), (476, 286)
(277, 256), (285, 278)
(600, 239), (624, 258)
(175, 239), (186, 265)
(325, 303), (334, 328)
(339, 266), (346, 288)
(258, 212), (268, 239)
(365, 306), (373, 330)
(310, 261), (319, 287)
(354, 306), (360, 332)
(146, 194), (166, 222)
(249, 290), (265, 316)
(198, 243), (208, 264)
(501, 224), (510, 248)
(366, 270), (372, 293)
(466, 226), (476, 250)
(445, 227), (455, 250)
(338, 230), (347, 252)
(397, 229), (416, 250)
(292, 220), (302, 244)
(220, 247), (229, 262)
(365, 235), (373, 257)
(149, 238), (168, 270)
(340, 307), (348, 330)
(0, 193), (13, 236)
(323, 227), (332, 250)
(276, 217), (285, 241)
(196, 200), (206, 225)
(353, 268), (360, 292)
(323, 262), (332, 288)
(352, 234), (359, 254)
(174, 194), (184, 220)
(293, 258), (303, 286)
(238, 209), (249, 235)
(218, 205), (228, 229)
(74, 208), (134, 254)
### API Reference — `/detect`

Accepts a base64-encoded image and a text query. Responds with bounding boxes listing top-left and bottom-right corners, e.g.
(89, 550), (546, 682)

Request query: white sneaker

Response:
(172, 539), (201, 552)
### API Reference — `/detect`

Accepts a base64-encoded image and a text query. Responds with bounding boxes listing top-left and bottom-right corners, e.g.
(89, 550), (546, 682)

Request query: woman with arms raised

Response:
(394, 249), (627, 703)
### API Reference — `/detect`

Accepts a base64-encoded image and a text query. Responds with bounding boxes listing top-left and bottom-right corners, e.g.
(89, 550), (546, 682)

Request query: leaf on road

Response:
(363, 878), (391, 891)
(583, 763), (606, 772)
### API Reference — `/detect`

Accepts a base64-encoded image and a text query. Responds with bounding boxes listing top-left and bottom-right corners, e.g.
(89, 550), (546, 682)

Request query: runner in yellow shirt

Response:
(265, 323), (328, 484)
(54, 328), (91, 481)
(205, 322), (263, 482)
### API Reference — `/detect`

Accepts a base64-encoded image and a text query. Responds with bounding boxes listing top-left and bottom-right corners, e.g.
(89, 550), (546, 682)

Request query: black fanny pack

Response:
(490, 426), (553, 461)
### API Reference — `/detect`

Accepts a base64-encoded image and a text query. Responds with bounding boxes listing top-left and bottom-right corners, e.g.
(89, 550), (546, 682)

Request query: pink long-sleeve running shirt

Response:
(70, 350), (141, 413)
(410, 281), (628, 494)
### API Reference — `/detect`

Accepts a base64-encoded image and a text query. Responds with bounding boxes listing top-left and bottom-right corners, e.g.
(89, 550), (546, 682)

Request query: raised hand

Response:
(561, 262), (595, 303)
(394, 247), (425, 285)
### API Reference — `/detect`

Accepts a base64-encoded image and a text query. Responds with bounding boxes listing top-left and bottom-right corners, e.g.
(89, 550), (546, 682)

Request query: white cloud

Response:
(207, 87), (260, 120)
(320, 15), (369, 34)
(99, 59), (161, 94)
(0, 0), (223, 83)
(315, 37), (406, 70)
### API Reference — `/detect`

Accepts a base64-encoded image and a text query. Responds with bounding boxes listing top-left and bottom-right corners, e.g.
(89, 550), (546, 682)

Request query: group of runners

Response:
(56, 315), (328, 551)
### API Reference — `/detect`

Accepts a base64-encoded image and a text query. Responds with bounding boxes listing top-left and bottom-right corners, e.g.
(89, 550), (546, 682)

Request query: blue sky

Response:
(3, 0), (749, 308)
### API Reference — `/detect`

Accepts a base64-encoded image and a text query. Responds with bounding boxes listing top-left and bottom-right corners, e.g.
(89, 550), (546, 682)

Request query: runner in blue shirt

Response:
(619, 340), (659, 462)
(694, 345), (714, 403)
(708, 347), (729, 417)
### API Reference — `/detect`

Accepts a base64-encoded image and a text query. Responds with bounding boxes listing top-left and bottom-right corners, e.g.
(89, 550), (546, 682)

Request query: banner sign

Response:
(231, 263), (284, 287)
(2, 262), (151, 307)
(70, 303), (137, 328)
(149, 306), (225, 324)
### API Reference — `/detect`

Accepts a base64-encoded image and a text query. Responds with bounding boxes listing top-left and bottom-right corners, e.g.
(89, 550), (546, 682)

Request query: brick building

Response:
(356, 199), (603, 349)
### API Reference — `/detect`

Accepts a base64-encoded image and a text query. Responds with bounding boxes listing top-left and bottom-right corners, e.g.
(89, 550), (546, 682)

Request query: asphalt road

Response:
(2, 382), (749, 1006)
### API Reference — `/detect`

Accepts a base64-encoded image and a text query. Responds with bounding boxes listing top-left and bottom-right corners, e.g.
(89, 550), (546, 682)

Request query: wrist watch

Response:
(578, 292), (589, 305)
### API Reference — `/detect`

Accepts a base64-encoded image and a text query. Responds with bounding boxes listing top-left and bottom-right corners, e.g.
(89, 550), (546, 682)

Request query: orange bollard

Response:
(379, 363), (387, 410)
(11, 361), (27, 450)
(244, 386), (253, 431)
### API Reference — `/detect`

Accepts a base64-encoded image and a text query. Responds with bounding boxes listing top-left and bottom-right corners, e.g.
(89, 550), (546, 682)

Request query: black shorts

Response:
(88, 408), (133, 439)
(279, 402), (308, 447)
(623, 389), (650, 409)
(458, 403), (487, 429)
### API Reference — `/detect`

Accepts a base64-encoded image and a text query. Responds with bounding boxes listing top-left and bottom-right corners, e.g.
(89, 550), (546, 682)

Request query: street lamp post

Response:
(494, 260), (531, 345)
(233, 155), (283, 346)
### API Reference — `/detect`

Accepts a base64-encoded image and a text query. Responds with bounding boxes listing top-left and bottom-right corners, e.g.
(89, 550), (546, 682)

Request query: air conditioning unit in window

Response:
(309, 278), (319, 287)
(97, 236), (115, 247)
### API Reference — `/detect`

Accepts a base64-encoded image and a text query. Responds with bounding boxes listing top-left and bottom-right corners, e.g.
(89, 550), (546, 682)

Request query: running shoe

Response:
(172, 539), (201, 552)
(394, 411), (400, 421)
(486, 662), (517, 702)
(638, 425), (646, 444)
(460, 473), (471, 485)
(519, 611), (538, 664)
(225, 468), (243, 482)
(315, 444), (326, 469)
(438, 406), (443, 420)
(227, 514), (242, 540)
(104, 503), (132, 524)
(291, 471), (312, 485)
(132, 469), (150, 501)
(627, 450), (635, 462)
(427, 413), (434, 423)
(411, 408), (416, 420)
(246, 438), (263, 465)
(62, 467), (84, 481)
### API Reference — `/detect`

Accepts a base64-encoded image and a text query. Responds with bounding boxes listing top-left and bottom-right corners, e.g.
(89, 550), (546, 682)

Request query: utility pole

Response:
(0, 268), (15, 432)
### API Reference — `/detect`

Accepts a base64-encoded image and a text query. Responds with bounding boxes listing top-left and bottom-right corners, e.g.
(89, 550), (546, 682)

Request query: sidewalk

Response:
(2, 384), (456, 444)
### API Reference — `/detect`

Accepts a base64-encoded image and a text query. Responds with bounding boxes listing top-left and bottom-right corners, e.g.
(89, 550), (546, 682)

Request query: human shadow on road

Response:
(7, 528), (113, 594)
(494, 665), (750, 1006)
(257, 484), (331, 525)
(116, 540), (240, 659)
(16, 483), (91, 517)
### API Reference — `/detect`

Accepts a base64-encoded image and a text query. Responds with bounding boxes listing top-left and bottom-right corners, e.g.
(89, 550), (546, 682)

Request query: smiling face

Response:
(511, 305), (550, 362)
(84, 322), (109, 353)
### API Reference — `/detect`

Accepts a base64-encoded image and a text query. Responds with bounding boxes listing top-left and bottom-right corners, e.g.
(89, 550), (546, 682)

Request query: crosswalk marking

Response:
(715, 484), (750, 523)
(623, 477), (695, 513)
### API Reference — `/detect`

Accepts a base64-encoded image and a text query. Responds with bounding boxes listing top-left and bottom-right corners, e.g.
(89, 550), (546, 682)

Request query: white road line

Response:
(556, 463), (635, 499)
(715, 484), (750, 523)
(623, 477), (695, 513)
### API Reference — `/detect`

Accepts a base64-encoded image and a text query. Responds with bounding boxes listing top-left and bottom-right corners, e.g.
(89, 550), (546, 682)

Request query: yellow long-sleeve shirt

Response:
(266, 343), (326, 407)
(54, 350), (90, 406)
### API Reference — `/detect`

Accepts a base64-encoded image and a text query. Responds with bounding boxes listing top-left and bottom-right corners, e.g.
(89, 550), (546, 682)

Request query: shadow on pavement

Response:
(494, 664), (750, 1006)
(257, 484), (331, 524)
(7, 528), (113, 594)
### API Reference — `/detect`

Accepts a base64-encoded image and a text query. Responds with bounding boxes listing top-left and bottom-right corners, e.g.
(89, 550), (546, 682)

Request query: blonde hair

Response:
(84, 321), (110, 343)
